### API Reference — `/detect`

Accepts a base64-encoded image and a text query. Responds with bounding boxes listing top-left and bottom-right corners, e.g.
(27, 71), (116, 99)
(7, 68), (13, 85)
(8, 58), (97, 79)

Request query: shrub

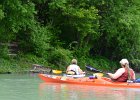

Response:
(47, 47), (73, 70)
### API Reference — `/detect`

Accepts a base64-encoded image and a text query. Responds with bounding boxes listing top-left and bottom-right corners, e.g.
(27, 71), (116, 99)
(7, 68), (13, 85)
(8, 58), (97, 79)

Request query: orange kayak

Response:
(38, 74), (140, 89)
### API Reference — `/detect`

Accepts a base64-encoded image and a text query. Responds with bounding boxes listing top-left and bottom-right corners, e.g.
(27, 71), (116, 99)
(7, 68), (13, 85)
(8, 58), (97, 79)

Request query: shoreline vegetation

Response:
(0, 55), (114, 74)
(0, 54), (139, 74)
(0, 1), (140, 74)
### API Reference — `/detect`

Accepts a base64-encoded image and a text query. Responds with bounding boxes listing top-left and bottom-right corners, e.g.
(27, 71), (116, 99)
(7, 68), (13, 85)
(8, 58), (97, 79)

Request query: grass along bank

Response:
(0, 54), (119, 74)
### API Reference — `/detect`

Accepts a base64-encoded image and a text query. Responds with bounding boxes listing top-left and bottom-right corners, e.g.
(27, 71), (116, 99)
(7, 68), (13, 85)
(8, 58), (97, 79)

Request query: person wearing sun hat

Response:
(66, 59), (85, 75)
(107, 58), (135, 82)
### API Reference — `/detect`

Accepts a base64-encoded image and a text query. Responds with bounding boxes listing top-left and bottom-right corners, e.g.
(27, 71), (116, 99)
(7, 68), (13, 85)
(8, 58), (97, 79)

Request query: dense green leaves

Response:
(92, 0), (140, 60)
(0, 5), (4, 20)
(0, 0), (36, 41)
(0, 0), (140, 72)
(48, 0), (100, 57)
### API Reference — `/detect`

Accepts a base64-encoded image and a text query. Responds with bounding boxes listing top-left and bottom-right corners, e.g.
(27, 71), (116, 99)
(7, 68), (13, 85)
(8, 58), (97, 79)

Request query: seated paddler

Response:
(107, 58), (136, 82)
(66, 59), (85, 75)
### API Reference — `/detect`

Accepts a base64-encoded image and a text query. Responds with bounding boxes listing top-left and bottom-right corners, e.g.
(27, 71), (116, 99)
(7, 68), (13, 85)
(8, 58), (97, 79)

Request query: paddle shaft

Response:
(86, 65), (107, 75)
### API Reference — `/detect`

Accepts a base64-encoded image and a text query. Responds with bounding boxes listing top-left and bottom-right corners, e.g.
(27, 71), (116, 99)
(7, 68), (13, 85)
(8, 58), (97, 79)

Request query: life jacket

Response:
(67, 70), (76, 75)
(67, 64), (79, 75)
(114, 68), (134, 82)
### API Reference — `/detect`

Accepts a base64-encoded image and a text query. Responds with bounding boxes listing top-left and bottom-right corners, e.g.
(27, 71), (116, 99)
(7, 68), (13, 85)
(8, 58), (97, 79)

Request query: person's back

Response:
(107, 59), (135, 82)
(66, 59), (85, 75)
(113, 67), (135, 82)
(67, 64), (80, 75)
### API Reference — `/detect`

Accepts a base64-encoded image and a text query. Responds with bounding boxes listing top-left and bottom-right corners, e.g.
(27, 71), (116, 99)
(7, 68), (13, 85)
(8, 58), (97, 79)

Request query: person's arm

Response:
(107, 68), (125, 79)
(66, 66), (70, 72)
(78, 66), (85, 74)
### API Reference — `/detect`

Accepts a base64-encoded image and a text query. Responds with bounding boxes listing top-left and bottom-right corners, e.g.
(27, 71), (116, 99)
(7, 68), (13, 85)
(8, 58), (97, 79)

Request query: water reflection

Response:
(39, 82), (140, 100)
(1, 73), (140, 100)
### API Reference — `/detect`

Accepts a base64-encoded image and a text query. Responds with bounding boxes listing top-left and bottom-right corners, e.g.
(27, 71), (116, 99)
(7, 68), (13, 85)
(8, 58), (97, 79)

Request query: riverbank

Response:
(1, 54), (139, 74)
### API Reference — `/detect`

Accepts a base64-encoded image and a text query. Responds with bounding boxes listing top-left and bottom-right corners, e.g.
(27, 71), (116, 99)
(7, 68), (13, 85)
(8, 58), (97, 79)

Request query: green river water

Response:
(0, 73), (140, 100)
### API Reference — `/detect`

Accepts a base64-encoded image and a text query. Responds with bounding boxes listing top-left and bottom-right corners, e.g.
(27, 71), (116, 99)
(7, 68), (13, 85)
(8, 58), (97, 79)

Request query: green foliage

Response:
(0, 53), (50, 73)
(131, 59), (140, 71)
(47, 47), (73, 70)
(116, 1), (140, 59)
(85, 56), (118, 72)
(17, 53), (49, 67)
(0, 0), (140, 73)
(0, 5), (4, 20)
(0, 58), (19, 73)
(29, 25), (51, 57)
(0, 0), (53, 57)
(0, 0), (36, 41)
(48, 0), (100, 57)
(91, 0), (140, 61)
(0, 44), (9, 59)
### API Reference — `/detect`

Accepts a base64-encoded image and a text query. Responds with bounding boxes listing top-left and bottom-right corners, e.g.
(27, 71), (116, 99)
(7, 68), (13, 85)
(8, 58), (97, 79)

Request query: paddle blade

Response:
(93, 73), (104, 77)
(52, 70), (62, 74)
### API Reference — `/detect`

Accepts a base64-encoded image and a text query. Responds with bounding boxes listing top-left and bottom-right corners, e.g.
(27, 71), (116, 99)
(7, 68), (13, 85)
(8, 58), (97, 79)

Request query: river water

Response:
(0, 73), (140, 100)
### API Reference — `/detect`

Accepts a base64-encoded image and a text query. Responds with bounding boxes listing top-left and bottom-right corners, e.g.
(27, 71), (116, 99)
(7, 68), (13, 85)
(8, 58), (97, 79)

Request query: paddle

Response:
(86, 65), (104, 73)
(86, 65), (107, 77)
(52, 70), (62, 74)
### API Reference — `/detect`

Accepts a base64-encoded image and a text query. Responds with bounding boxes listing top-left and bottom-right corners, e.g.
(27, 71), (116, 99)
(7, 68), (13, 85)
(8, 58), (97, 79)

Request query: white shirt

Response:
(67, 64), (80, 75)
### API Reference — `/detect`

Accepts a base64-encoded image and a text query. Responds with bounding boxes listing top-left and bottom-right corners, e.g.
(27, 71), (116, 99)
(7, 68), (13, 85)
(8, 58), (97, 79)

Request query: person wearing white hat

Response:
(107, 58), (135, 82)
(66, 59), (85, 75)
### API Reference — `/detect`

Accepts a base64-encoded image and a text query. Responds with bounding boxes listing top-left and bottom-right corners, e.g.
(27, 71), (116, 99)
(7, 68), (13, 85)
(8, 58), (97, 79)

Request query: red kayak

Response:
(38, 74), (140, 89)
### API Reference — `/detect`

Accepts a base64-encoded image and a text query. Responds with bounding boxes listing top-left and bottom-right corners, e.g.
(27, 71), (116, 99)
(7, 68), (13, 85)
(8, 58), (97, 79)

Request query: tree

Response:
(0, 0), (52, 57)
(47, 0), (100, 57)
(91, 0), (140, 61)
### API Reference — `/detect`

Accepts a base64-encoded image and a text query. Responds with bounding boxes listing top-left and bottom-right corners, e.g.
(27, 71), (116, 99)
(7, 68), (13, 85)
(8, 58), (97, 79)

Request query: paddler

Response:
(107, 59), (136, 82)
(66, 59), (85, 75)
